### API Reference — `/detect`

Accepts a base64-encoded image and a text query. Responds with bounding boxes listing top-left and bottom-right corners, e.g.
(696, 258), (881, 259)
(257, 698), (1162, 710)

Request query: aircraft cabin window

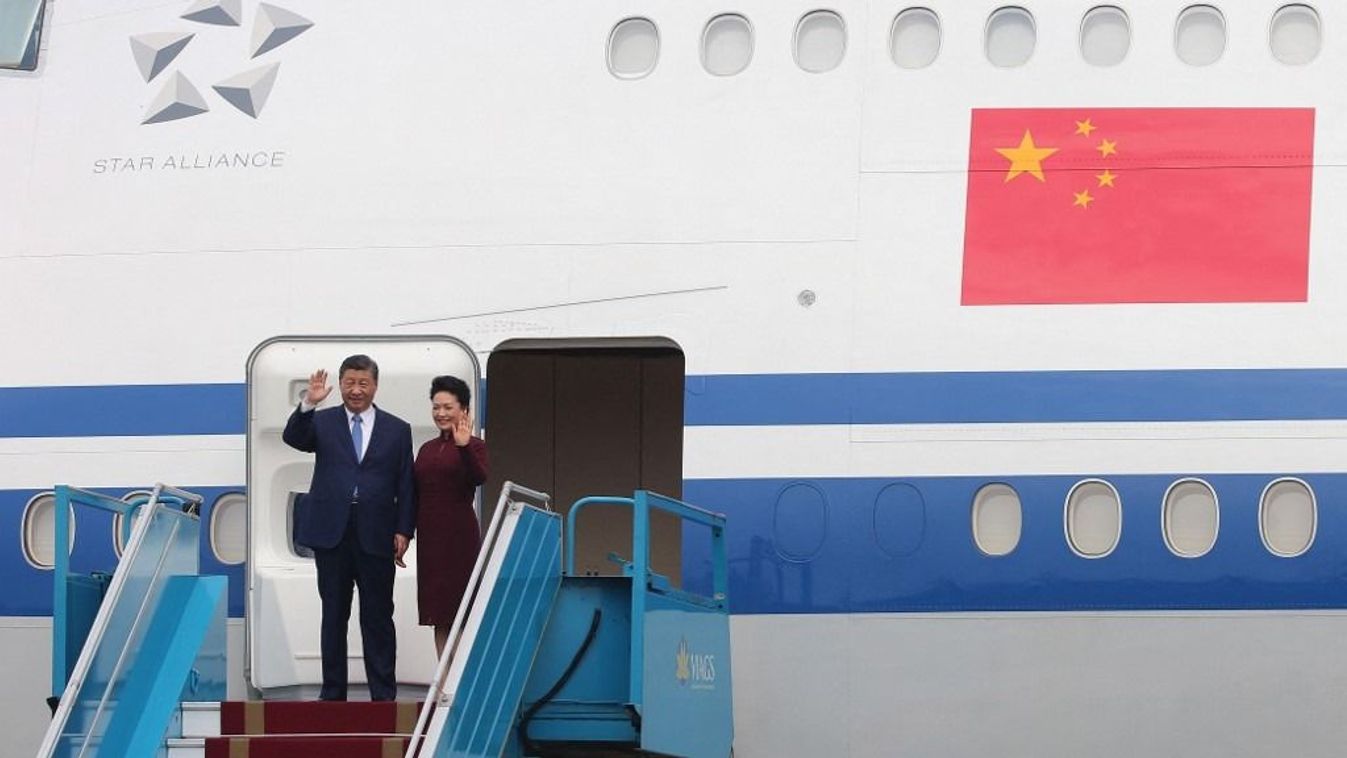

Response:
(1080, 6), (1131, 67)
(1175, 5), (1226, 66)
(1162, 479), (1219, 558)
(702, 14), (754, 76)
(890, 8), (942, 70)
(1270, 5), (1322, 65)
(0, 0), (45, 71)
(608, 17), (660, 79)
(985, 7), (1036, 68)
(1260, 478), (1316, 557)
(22, 492), (72, 569)
(210, 492), (248, 565)
(1065, 479), (1122, 558)
(972, 483), (1022, 557)
(112, 490), (153, 557)
(794, 10), (847, 74)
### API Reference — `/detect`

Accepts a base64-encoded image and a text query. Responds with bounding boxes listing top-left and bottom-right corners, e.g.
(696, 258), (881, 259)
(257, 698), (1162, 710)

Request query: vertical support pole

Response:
(52, 485), (71, 699)
(629, 490), (650, 713)
(712, 524), (728, 610)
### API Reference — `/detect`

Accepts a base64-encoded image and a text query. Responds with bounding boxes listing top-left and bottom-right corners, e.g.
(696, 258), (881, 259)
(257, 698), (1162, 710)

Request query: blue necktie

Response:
(352, 413), (364, 463)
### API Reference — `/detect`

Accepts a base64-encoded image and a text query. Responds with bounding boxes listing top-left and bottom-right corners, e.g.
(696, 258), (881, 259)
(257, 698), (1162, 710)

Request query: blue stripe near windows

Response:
(4, 368), (1347, 437)
(0, 384), (245, 438)
(685, 368), (1347, 425)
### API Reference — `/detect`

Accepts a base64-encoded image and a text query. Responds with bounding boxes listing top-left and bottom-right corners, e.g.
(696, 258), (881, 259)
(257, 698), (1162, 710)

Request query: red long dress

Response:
(413, 433), (489, 625)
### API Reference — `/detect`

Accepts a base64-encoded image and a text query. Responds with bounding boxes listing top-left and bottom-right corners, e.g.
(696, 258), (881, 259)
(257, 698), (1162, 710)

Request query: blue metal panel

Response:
(641, 595), (733, 756)
(438, 505), (563, 758)
(683, 474), (1347, 614)
(516, 578), (637, 746)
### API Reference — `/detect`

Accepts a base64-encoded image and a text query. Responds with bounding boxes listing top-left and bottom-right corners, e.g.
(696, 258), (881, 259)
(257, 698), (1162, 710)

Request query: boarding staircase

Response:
(41, 482), (733, 757)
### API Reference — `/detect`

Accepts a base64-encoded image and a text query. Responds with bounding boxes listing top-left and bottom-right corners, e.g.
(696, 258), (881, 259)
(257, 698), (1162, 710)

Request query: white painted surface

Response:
(731, 611), (1347, 757)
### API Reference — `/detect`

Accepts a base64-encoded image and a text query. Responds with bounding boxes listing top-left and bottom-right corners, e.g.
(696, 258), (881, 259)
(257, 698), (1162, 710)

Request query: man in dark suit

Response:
(283, 354), (415, 701)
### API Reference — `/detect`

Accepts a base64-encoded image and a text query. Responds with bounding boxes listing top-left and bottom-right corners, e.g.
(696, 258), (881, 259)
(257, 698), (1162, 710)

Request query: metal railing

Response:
(38, 484), (205, 758)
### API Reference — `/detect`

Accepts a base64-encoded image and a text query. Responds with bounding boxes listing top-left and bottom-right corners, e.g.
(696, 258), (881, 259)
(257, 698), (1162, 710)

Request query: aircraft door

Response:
(246, 336), (479, 699)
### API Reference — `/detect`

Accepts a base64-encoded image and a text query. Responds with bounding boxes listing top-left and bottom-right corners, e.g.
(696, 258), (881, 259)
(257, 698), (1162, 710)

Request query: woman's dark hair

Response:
(429, 374), (471, 409)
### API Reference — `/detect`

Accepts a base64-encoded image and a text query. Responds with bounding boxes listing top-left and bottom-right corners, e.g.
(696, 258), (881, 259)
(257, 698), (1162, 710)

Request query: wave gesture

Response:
(453, 412), (473, 447)
(307, 369), (332, 406)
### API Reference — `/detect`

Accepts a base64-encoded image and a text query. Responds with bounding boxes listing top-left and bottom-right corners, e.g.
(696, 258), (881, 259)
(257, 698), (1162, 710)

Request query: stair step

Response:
(203, 700), (421, 736)
(203, 735), (411, 757)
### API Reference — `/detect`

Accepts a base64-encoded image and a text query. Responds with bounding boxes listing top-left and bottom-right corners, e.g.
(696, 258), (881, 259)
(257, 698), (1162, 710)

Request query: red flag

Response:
(961, 108), (1314, 305)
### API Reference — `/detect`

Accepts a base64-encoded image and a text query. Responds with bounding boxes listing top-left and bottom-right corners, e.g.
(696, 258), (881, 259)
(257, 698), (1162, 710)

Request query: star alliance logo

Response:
(129, 0), (313, 124)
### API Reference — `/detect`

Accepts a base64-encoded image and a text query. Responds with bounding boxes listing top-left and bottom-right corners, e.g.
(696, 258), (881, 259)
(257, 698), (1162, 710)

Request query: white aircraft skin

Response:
(5, 1), (1347, 755)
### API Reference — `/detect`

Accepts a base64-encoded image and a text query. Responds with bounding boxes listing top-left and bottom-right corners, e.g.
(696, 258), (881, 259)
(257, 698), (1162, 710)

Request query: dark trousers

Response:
(314, 519), (397, 701)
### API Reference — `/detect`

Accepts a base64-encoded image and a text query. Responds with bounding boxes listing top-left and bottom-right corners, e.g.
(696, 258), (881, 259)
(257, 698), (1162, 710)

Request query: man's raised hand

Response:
(307, 369), (332, 406)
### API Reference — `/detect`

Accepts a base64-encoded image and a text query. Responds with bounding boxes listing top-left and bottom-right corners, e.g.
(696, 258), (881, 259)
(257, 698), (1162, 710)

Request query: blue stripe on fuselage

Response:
(4, 369), (1347, 437)
(0, 486), (246, 617)
(4, 474), (1346, 617)
(681, 474), (1347, 614)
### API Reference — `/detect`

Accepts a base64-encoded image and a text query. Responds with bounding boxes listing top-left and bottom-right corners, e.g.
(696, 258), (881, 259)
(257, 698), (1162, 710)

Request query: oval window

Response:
(890, 8), (941, 69)
(1270, 4), (1321, 65)
(985, 7), (1036, 68)
(873, 483), (926, 557)
(1065, 479), (1121, 558)
(773, 482), (829, 561)
(1162, 479), (1218, 557)
(794, 10), (847, 73)
(211, 492), (248, 565)
(22, 492), (73, 569)
(972, 483), (1022, 557)
(702, 14), (754, 76)
(112, 490), (153, 557)
(1175, 5), (1226, 66)
(607, 17), (660, 79)
(1260, 478), (1316, 557)
(1080, 6), (1131, 66)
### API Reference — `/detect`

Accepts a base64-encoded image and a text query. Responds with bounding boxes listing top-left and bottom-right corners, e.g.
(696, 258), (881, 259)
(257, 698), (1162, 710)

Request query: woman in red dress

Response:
(414, 375), (489, 657)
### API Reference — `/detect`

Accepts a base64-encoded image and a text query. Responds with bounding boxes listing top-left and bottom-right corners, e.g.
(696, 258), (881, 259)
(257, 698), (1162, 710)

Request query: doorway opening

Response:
(484, 338), (684, 583)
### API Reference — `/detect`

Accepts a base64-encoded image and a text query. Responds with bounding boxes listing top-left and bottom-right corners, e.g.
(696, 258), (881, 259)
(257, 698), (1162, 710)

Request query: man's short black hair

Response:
(429, 374), (471, 409)
(339, 354), (379, 382)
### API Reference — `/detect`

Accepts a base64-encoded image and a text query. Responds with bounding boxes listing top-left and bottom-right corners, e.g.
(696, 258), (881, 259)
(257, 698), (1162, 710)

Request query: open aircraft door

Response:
(245, 336), (479, 698)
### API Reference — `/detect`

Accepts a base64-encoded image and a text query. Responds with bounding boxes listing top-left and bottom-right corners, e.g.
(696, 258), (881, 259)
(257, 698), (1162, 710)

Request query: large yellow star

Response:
(1073, 189), (1094, 208)
(1097, 139), (1118, 157)
(1096, 169), (1117, 187)
(1075, 119), (1097, 136)
(996, 130), (1058, 183)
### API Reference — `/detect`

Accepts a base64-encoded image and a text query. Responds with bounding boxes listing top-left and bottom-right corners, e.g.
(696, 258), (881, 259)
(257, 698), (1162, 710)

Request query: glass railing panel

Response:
(42, 498), (200, 758)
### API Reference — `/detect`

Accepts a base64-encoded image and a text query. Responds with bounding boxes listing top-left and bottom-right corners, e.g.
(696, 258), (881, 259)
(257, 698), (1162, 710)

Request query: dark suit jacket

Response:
(283, 404), (416, 557)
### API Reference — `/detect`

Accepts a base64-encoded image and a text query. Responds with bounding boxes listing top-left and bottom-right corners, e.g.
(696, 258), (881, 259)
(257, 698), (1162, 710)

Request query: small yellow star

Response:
(1096, 169), (1117, 188)
(1075, 119), (1097, 136)
(995, 130), (1059, 183)
(1073, 190), (1094, 208)
(1097, 139), (1118, 157)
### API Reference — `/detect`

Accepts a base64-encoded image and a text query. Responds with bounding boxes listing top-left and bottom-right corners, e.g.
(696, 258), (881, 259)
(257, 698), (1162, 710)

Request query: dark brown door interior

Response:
(483, 343), (683, 584)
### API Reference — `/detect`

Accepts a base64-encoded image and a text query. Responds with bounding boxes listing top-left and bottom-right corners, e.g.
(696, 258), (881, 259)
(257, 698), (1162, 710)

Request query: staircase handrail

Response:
(406, 481), (552, 757)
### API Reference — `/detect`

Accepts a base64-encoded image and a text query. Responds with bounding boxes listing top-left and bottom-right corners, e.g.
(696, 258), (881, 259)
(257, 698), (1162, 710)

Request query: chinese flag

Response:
(961, 108), (1314, 305)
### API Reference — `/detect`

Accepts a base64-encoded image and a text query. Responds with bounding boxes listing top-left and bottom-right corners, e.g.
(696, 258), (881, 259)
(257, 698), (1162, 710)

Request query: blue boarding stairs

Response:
(37, 484), (228, 758)
(407, 483), (733, 758)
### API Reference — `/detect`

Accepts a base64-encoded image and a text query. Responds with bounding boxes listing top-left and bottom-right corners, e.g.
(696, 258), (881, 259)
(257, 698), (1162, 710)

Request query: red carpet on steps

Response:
(219, 700), (421, 735)
(204, 701), (424, 757)
(204, 735), (410, 758)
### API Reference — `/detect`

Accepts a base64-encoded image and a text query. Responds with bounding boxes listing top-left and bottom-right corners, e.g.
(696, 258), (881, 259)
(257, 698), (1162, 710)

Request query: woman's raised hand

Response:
(453, 412), (473, 447)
